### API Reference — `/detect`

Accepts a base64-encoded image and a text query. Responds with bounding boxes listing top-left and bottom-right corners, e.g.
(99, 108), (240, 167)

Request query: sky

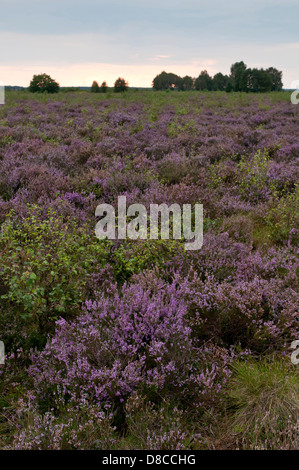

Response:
(0, 0), (298, 88)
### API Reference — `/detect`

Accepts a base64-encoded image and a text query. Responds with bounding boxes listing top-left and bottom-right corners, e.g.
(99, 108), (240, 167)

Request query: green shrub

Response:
(264, 186), (299, 244)
(0, 206), (109, 346)
(111, 239), (185, 282)
(238, 149), (271, 201)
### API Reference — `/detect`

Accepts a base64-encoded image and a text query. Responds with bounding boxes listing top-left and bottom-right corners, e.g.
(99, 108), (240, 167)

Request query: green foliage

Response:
(195, 70), (213, 91)
(238, 149), (271, 200)
(181, 75), (194, 91)
(229, 62), (282, 92)
(91, 80), (100, 93)
(230, 61), (247, 92)
(212, 72), (230, 91)
(114, 77), (128, 93)
(245, 68), (272, 93)
(264, 186), (299, 244)
(29, 74), (59, 94)
(90, 80), (108, 94)
(100, 81), (108, 93)
(152, 63), (282, 93)
(266, 67), (283, 91)
(208, 158), (238, 190)
(167, 118), (197, 139)
(152, 71), (183, 90)
(111, 239), (184, 282)
(0, 207), (109, 337)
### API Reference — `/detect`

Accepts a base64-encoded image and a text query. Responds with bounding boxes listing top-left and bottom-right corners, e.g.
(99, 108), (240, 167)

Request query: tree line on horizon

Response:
(152, 62), (283, 92)
(91, 77), (129, 93)
(26, 63), (283, 94)
(27, 74), (129, 94)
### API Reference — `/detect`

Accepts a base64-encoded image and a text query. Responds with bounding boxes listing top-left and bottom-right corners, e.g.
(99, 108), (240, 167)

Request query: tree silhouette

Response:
(152, 63), (283, 93)
(230, 62), (247, 92)
(91, 81), (100, 93)
(195, 70), (213, 91)
(114, 78), (128, 93)
(29, 74), (59, 93)
(182, 76), (194, 91)
(212, 72), (230, 91)
(152, 71), (182, 90)
(266, 67), (283, 91)
(100, 81), (108, 93)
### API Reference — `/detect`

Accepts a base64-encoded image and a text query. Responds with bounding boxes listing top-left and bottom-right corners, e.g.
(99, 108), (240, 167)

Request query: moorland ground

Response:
(0, 89), (298, 449)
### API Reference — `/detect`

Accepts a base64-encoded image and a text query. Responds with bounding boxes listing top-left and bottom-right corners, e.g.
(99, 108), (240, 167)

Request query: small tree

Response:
(266, 67), (283, 91)
(114, 77), (128, 93)
(29, 73), (59, 93)
(230, 61), (247, 92)
(245, 68), (272, 93)
(225, 81), (233, 93)
(182, 75), (194, 91)
(212, 72), (230, 91)
(195, 70), (213, 91)
(91, 80), (100, 93)
(100, 81), (108, 93)
(152, 71), (182, 90)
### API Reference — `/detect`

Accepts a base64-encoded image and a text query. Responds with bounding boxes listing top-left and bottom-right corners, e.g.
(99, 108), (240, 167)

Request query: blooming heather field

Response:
(0, 90), (298, 450)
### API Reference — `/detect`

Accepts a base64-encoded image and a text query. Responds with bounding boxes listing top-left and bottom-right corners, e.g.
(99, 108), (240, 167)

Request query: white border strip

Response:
(0, 81), (4, 105)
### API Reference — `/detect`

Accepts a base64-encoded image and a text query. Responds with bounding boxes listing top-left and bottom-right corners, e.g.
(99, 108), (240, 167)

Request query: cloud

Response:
(1, 1), (298, 87)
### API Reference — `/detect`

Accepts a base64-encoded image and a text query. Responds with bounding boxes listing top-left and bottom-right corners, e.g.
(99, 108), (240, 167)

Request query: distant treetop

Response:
(91, 80), (100, 93)
(29, 73), (60, 93)
(152, 63), (283, 92)
(100, 81), (108, 93)
(114, 77), (128, 93)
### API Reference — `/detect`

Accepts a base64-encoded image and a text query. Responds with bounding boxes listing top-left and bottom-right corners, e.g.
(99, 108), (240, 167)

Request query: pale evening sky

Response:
(0, 0), (298, 88)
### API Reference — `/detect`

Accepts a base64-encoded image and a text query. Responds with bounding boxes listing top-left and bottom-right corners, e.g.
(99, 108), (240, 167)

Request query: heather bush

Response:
(215, 279), (298, 351)
(7, 399), (118, 450)
(178, 270), (298, 353)
(124, 395), (201, 450)
(1, 90), (298, 450)
(188, 231), (249, 282)
(0, 350), (30, 448)
(157, 152), (190, 185)
(27, 280), (236, 433)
